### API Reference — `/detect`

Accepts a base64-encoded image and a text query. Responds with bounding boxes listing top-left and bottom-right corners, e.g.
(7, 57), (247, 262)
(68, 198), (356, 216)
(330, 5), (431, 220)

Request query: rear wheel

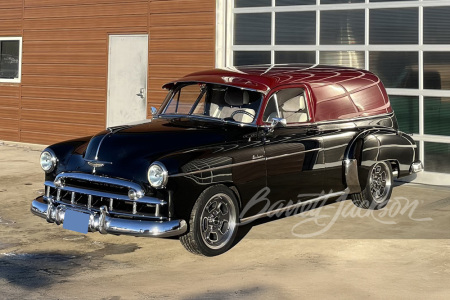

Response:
(180, 185), (239, 256)
(351, 161), (393, 210)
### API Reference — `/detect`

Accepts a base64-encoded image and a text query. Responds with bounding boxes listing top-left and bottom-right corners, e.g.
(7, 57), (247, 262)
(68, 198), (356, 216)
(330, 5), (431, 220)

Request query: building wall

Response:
(0, 0), (216, 145)
(0, 2), (22, 142)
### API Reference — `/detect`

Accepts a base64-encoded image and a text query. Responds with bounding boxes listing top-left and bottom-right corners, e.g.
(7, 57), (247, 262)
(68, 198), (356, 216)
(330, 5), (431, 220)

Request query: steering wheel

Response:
(230, 110), (255, 120)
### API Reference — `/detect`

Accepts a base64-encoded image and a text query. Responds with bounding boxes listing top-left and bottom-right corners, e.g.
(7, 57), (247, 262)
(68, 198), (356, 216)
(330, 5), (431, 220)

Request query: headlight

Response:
(147, 162), (168, 189)
(40, 150), (57, 173)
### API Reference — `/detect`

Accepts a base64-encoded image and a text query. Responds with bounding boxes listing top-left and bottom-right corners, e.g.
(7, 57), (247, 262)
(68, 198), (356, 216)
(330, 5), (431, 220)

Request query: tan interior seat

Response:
(281, 95), (308, 123)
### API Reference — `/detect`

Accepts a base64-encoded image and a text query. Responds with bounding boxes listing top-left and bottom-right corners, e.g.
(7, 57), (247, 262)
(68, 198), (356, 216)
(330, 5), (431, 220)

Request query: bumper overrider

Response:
(30, 172), (187, 238)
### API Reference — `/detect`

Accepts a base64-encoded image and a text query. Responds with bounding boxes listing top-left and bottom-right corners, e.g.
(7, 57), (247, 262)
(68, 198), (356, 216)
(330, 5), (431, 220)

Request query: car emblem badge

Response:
(88, 162), (105, 168)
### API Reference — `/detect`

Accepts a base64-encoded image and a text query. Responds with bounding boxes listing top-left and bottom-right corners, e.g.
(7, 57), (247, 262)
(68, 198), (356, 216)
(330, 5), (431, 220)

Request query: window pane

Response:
(234, 51), (271, 66)
(276, 0), (315, 5)
(424, 97), (450, 136)
(0, 40), (20, 79)
(234, 13), (271, 45)
(321, 0), (364, 4)
(424, 52), (450, 90)
(370, 8), (418, 44)
(369, 52), (418, 88)
(320, 51), (364, 68)
(275, 51), (315, 64)
(389, 96), (419, 134)
(424, 142), (450, 173)
(424, 7), (450, 44)
(321, 10), (364, 45)
(165, 84), (203, 115)
(275, 12), (316, 45)
(235, 0), (271, 7)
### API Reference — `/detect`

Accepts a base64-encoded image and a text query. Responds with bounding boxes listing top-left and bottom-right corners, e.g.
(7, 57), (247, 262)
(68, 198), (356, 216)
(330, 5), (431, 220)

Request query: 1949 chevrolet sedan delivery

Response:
(31, 64), (423, 256)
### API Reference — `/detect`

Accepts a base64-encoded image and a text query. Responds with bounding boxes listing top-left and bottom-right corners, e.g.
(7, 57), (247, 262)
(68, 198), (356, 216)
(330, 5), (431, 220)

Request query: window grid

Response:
(227, 0), (450, 176)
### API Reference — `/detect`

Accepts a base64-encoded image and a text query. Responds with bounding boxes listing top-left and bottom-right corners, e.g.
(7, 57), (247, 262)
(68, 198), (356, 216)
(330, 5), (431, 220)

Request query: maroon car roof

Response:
(164, 64), (379, 92)
(164, 64), (392, 122)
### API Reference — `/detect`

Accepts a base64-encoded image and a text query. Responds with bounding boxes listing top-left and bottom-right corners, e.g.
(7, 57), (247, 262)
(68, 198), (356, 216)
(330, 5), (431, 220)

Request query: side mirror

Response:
(151, 106), (158, 118)
(269, 117), (287, 132)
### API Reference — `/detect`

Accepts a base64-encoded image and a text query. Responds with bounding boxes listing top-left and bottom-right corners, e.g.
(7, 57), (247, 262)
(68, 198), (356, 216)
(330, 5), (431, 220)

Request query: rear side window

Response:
(263, 88), (309, 124)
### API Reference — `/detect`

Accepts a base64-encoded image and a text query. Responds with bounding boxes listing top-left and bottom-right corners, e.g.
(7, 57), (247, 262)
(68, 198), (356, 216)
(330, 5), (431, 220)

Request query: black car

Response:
(31, 64), (423, 256)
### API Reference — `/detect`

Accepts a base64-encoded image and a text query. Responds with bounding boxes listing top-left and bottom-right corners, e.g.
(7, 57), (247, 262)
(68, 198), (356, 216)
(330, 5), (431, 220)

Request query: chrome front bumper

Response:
(31, 196), (187, 238)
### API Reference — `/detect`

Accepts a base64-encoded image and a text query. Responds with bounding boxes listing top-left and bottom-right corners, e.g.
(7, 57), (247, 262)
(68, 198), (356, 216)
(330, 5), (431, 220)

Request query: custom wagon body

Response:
(31, 64), (423, 256)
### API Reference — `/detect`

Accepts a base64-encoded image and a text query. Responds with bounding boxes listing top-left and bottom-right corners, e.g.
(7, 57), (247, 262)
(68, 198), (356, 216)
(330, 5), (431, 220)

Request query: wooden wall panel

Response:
(0, 119), (19, 130)
(1, 0), (217, 144)
(151, 25), (215, 40)
(150, 39), (214, 52)
(17, 0), (149, 144)
(20, 131), (83, 146)
(148, 0), (215, 118)
(0, 129), (19, 141)
(21, 109), (104, 126)
(0, 2), (22, 141)
(21, 87), (105, 101)
(21, 99), (105, 114)
(23, 16), (148, 30)
(24, 2), (147, 19)
(21, 120), (103, 136)
(22, 64), (107, 77)
(24, 0), (139, 7)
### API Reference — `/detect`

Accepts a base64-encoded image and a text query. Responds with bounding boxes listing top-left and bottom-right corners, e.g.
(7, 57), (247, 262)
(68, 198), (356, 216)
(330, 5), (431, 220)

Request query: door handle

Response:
(136, 88), (145, 99)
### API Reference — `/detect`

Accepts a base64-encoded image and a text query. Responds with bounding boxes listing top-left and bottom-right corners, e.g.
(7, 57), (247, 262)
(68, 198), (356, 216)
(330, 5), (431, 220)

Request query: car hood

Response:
(68, 117), (256, 181)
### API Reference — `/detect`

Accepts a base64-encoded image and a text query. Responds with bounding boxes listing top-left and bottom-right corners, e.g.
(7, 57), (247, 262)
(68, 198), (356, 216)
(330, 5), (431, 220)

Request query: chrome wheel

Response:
(199, 193), (237, 250)
(369, 162), (392, 203)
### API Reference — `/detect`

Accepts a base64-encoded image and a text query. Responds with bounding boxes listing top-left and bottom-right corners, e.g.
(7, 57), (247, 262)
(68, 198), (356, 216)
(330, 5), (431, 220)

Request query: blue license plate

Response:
(63, 209), (90, 234)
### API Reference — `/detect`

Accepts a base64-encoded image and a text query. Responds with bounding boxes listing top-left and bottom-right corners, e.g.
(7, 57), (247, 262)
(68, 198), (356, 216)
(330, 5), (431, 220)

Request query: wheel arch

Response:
(343, 127), (402, 194)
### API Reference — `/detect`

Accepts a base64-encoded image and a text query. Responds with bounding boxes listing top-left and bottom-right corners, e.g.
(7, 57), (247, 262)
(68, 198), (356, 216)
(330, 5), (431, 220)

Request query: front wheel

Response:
(180, 185), (239, 256)
(351, 161), (393, 210)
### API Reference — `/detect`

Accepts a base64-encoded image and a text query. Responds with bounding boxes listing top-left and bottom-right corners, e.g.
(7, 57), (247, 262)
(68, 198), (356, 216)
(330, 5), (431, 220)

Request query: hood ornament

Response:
(88, 161), (106, 168)
(85, 160), (113, 174)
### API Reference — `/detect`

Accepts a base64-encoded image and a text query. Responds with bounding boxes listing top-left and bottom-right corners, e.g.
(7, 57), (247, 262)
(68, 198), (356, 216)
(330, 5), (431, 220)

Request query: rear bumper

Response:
(31, 196), (187, 238)
(410, 161), (424, 174)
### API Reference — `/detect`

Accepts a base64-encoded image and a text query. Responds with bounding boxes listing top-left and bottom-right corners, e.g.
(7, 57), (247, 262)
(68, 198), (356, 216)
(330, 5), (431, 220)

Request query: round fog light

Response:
(128, 189), (143, 200)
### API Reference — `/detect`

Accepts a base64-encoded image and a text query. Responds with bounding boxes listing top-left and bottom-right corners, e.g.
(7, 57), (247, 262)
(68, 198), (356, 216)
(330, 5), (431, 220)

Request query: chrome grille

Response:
(44, 173), (166, 220)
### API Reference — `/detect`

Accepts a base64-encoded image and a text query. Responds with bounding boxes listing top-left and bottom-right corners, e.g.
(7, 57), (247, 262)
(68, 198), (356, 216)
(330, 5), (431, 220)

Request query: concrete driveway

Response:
(1, 142), (449, 299)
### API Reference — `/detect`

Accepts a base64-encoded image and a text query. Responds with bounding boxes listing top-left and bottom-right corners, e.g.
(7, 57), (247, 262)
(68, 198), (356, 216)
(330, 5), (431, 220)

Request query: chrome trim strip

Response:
(239, 191), (347, 224)
(170, 158), (265, 177)
(94, 131), (112, 160)
(265, 148), (320, 161)
(170, 148), (321, 178)
(314, 112), (395, 126)
(31, 197), (186, 238)
(362, 144), (417, 152)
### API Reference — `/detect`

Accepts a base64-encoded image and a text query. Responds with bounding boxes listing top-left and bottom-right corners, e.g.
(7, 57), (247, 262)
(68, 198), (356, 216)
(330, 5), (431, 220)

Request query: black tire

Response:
(351, 161), (393, 210)
(179, 185), (239, 256)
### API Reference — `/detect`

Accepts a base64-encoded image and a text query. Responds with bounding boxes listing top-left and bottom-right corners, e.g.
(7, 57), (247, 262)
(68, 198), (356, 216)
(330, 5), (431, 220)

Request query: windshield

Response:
(161, 83), (263, 124)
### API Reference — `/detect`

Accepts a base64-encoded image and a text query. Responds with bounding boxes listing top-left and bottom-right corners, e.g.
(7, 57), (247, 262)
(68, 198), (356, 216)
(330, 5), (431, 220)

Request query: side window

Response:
(263, 88), (309, 124)
(0, 37), (22, 83)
